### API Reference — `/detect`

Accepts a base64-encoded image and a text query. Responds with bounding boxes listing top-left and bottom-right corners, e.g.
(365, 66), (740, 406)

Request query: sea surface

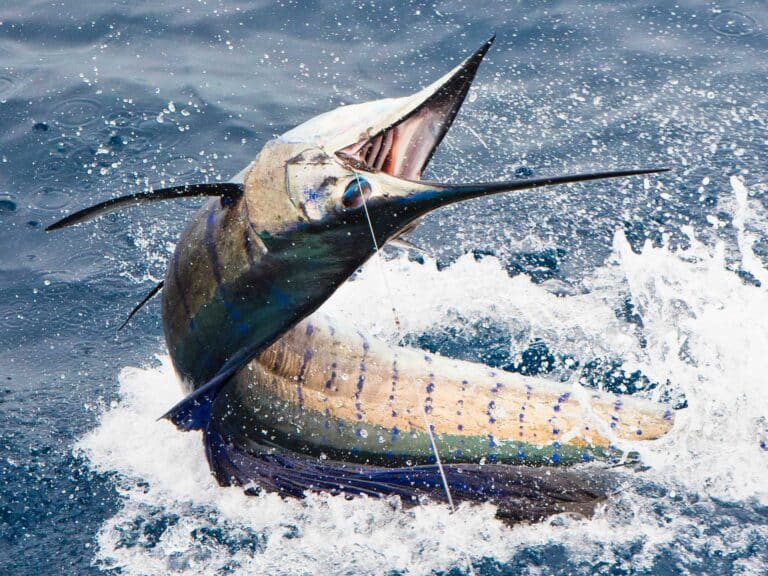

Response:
(2, 1), (768, 574)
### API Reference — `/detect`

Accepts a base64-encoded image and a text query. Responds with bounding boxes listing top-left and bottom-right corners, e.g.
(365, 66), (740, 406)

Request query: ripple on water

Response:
(44, 245), (119, 283)
(30, 186), (73, 212)
(52, 98), (104, 128)
(709, 10), (758, 38)
(37, 157), (77, 182)
(160, 156), (201, 182)
(102, 107), (189, 155)
(0, 296), (34, 331)
(136, 117), (186, 150)
(0, 76), (14, 97)
(49, 135), (88, 157)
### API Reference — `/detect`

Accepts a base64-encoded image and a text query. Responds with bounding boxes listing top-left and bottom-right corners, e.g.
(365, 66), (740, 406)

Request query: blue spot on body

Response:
(271, 286), (293, 307)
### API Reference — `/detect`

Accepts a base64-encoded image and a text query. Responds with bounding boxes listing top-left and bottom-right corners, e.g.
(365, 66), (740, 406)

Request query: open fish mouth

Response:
(337, 37), (493, 181)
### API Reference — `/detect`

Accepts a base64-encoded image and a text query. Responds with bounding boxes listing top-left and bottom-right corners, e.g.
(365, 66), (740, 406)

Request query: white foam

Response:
(77, 178), (768, 574)
(78, 360), (510, 574)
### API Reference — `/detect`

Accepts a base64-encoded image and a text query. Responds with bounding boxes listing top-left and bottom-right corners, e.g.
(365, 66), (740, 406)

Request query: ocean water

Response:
(2, 1), (768, 574)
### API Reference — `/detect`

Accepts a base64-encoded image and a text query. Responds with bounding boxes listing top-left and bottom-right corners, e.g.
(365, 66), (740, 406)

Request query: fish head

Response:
(237, 36), (496, 248)
(238, 34), (663, 256)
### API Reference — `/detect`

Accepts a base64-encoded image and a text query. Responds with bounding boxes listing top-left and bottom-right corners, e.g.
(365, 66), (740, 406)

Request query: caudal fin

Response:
(204, 426), (612, 524)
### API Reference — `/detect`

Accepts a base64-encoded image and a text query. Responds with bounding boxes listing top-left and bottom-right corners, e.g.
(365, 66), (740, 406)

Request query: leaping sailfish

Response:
(49, 36), (673, 523)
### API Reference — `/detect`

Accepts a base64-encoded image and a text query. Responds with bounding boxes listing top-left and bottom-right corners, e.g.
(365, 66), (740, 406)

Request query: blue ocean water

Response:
(2, 1), (768, 574)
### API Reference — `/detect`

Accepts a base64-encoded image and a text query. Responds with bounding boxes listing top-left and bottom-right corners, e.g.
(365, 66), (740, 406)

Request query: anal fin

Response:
(118, 280), (164, 331)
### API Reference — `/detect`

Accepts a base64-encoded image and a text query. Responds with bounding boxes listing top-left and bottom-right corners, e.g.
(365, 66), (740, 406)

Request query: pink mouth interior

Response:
(337, 100), (456, 181)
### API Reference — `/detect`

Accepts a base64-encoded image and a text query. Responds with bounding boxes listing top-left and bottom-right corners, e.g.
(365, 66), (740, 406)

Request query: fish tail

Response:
(203, 426), (612, 523)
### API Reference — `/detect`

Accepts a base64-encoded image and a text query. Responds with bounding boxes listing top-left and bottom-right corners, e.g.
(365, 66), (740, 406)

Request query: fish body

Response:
(50, 37), (673, 521)
(213, 313), (672, 468)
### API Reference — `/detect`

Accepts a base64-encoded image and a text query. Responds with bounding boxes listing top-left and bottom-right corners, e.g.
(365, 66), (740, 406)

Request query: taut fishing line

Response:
(353, 171), (477, 576)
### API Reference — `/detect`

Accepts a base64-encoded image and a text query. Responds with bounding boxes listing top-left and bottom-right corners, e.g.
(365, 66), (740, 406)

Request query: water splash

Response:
(77, 178), (768, 574)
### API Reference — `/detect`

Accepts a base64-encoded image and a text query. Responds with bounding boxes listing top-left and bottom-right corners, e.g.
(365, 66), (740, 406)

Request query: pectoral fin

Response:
(46, 183), (244, 230)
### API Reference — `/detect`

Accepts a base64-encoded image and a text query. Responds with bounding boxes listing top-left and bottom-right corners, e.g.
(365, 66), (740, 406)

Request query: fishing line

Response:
(355, 172), (401, 331)
(353, 171), (477, 576)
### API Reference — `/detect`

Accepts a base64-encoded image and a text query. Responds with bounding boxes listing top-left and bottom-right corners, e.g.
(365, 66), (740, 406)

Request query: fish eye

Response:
(341, 176), (372, 209)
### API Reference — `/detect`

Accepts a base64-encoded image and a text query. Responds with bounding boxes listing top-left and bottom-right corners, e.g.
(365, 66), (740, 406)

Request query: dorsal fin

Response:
(118, 280), (164, 331)
(46, 183), (244, 231)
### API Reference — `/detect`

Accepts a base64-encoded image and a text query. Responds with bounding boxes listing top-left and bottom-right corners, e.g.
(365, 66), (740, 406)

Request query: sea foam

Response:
(77, 177), (768, 575)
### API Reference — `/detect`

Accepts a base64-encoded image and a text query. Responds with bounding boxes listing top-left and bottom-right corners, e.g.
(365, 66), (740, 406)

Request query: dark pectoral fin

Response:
(118, 280), (164, 331)
(160, 365), (240, 431)
(46, 183), (244, 230)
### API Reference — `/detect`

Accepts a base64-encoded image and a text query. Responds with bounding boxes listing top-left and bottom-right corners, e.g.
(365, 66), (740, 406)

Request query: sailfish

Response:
(49, 36), (674, 523)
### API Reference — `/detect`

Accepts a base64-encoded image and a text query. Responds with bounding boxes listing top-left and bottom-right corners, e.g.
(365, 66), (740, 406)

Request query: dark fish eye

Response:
(341, 177), (372, 209)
